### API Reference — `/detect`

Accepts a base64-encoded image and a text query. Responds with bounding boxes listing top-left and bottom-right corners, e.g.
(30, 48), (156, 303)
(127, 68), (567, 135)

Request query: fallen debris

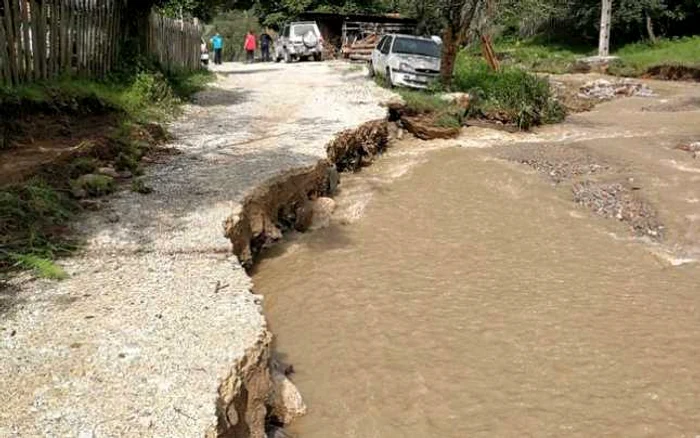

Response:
(578, 79), (655, 100)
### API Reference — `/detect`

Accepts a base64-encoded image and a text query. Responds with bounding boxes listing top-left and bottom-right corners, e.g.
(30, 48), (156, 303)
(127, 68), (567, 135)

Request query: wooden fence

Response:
(147, 13), (201, 73)
(0, 1), (202, 86)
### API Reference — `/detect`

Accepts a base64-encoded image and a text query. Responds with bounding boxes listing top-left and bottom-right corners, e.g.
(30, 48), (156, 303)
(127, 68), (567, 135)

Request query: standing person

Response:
(244, 30), (257, 63)
(260, 30), (273, 62)
(210, 33), (223, 65)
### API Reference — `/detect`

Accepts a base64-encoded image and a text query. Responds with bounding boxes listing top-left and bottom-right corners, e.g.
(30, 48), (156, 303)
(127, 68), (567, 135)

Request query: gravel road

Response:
(0, 61), (391, 437)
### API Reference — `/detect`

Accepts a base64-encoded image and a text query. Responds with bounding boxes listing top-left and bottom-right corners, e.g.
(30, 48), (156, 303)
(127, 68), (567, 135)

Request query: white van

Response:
(275, 21), (324, 63)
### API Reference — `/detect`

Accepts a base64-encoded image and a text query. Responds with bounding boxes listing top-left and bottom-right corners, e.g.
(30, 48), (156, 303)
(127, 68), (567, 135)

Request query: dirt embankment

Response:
(226, 120), (389, 269)
(216, 119), (389, 437)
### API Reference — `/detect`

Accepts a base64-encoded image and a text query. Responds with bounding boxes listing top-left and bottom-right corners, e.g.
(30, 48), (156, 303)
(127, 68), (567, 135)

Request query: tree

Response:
(598, 0), (612, 56)
(438, 0), (488, 85)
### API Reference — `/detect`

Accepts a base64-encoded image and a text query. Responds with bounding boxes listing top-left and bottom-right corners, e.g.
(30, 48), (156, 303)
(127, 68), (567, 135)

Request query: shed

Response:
(297, 12), (417, 49)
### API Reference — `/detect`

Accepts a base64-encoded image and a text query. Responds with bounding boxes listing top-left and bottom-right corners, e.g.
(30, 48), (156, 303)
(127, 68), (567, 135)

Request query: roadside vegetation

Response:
(391, 54), (564, 133)
(485, 36), (700, 77)
(0, 64), (212, 281)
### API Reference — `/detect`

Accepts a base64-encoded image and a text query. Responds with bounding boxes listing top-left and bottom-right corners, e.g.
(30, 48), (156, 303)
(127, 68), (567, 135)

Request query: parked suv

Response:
(275, 21), (324, 63)
(369, 34), (441, 89)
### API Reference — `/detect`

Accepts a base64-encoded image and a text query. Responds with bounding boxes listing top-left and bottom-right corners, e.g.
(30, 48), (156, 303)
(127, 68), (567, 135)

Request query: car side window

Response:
(376, 36), (387, 52)
(381, 36), (392, 55)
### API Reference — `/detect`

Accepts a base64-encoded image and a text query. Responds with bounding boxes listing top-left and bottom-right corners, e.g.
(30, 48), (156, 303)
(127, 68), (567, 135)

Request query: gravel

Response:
(0, 61), (392, 437)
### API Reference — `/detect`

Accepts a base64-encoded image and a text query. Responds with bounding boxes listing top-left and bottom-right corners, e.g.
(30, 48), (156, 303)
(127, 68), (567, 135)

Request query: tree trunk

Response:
(645, 12), (657, 44)
(598, 0), (613, 57)
(440, 25), (458, 86)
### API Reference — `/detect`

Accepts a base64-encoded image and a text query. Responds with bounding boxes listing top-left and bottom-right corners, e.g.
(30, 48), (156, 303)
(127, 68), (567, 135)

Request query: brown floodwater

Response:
(254, 78), (700, 437)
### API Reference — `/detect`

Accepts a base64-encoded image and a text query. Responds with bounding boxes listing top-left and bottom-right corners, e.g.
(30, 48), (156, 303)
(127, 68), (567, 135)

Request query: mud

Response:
(645, 64), (700, 82)
(226, 120), (390, 269)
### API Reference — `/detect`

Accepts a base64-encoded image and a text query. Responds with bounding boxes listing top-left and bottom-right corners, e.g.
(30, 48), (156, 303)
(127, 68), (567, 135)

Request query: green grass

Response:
(9, 254), (68, 280)
(0, 68), (213, 123)
(486, 39), (591, 74)
(488, 36), (700, 77)
(453, 56), (565, 129)
(613, 36), (700, 75)
(0, 179), (78, 278)
(398, 89), (466, 128)
(0, 65), (213, 281)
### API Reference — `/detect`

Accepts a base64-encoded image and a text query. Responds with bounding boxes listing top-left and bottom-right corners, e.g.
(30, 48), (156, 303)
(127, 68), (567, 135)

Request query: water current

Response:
(254, 79), (700, 437)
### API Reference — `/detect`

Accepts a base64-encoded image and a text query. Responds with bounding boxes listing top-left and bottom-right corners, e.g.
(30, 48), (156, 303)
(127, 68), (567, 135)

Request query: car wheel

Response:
(313, 52), (322, 62)
(367, 62), (375, 77)
(283, 50), (292, 63)
(385, 68), (394, 88)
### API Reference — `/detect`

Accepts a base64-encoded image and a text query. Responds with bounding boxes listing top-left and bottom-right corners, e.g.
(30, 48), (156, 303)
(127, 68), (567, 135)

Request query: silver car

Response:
(275, 21), (324, 63)
(369, 34), (441, 89)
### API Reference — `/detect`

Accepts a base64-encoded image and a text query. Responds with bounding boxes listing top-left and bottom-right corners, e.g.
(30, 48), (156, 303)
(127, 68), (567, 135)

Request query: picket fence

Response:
(0, 0), (202, 86)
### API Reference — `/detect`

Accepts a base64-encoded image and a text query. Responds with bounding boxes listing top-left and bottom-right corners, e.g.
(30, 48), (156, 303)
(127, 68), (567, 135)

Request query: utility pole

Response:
(598, 0), (613, 57)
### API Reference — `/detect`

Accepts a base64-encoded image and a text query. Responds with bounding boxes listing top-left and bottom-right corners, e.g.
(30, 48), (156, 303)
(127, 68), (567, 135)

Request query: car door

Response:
(376, 35), (393, 73)
(372, 35), (386, 68)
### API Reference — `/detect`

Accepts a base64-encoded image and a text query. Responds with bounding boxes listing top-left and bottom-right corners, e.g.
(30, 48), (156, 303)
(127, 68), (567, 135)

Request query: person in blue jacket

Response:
(210, 33), (223, 65)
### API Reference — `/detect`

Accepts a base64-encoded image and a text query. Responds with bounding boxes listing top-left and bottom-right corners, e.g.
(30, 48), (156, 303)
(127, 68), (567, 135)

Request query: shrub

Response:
(453, 56), (565, 129)
(68, 157), (99, 179)
(71, 174), (116, 197)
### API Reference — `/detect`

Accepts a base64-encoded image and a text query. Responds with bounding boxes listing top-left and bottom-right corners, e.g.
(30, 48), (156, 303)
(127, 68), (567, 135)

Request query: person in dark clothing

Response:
(260, 31), (273, 62)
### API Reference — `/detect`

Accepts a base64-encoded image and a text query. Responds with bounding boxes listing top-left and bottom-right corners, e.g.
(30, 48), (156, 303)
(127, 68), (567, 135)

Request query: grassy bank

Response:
(394, 54), (564, 132)
(0, 67), (212, 281)
(489, 36), (700, 77)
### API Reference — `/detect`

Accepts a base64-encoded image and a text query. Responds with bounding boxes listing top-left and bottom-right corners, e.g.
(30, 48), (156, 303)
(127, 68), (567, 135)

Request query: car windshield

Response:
(392, 37), (440, 57)
(293, 24), (316, 36)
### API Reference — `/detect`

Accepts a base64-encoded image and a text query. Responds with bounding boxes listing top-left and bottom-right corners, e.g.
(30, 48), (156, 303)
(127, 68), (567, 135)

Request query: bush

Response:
(71, 174), (116, 197)
(453, 56), (565, 129)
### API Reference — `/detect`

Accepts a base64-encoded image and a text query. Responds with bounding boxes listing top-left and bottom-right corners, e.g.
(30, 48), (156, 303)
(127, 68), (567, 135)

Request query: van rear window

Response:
(293, 25), (316, 36)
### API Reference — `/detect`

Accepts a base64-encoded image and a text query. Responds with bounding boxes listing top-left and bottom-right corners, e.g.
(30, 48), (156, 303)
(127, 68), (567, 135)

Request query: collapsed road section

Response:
(0, 62), (393, 437)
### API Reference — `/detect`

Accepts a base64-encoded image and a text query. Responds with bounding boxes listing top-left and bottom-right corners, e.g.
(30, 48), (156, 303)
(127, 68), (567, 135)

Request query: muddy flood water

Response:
(254, 79), (700, 437)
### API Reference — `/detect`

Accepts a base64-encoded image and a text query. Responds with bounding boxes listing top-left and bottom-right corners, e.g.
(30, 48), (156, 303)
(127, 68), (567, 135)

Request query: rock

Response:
(97, 167), (120, 179)
(268, 370), (306, 425)
(440, 92), (471, 109)
(401, 115), (460, 140)
(107, 212), (120, 223)
(327, 166), (340, 194)
(309, 197), (336, 230)
(72, 174), (116, 198)
(267, 425), (294, 438)
(78, 199), (102, 211)
(71, 187), (87, 199)
(294, 201), (314, 232)
(118, 170), (133, 179)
